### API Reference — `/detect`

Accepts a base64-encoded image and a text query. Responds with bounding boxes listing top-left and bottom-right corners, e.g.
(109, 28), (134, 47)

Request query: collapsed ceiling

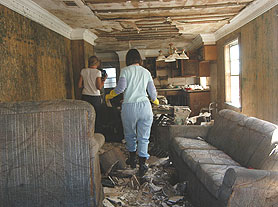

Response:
(32, 0), (255, 52)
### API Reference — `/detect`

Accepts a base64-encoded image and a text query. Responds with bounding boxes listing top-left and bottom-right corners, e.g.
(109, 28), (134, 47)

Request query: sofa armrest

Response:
(219, 167), (278, 207)
(89, 133), (105, 158)
(94, 133), (105, 149)
(169, 125), (211, 141)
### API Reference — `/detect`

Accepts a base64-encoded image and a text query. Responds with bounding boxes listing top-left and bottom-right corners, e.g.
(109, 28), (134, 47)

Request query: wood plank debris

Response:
(101, 142), (195, 207)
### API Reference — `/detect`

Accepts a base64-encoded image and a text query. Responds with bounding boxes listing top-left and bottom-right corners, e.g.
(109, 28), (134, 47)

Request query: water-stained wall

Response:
(216, 5), (278, 124)
(0, 5), (74, 102)
(71, 40), (95, 100)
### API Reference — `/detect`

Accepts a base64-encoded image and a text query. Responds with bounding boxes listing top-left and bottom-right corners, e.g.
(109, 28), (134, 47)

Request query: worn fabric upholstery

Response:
(0, 100), (104, 207)
(169, 109), (278, 207)
(171, 137), (216, 156)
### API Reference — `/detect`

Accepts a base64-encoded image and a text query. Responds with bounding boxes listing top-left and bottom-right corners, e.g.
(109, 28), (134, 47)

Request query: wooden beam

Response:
(85, 0), (253, 5)
(90, 2), (249, 13)
(114, 13), (237, 23)
(101, 31), (180, 36)
(95, 7), (244, 20)
(115, 36), (180, 41)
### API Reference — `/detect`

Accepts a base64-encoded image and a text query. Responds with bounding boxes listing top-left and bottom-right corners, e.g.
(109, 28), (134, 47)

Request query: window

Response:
(224, 39), (241, 108)
(103, 68), (117, 88)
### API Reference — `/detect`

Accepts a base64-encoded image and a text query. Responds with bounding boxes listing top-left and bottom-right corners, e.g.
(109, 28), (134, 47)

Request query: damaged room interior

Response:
(0, 0), (278, 206)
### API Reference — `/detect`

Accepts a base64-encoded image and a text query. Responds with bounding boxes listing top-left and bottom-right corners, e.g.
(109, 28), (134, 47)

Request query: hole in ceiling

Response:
(63, 1), (78, 7)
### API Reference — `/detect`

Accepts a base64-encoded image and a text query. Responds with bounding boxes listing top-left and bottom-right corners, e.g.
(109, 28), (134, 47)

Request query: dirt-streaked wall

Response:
(71, 40), (94, 100)
(216, 5), (278, 124)
(0, 5), (74, 102)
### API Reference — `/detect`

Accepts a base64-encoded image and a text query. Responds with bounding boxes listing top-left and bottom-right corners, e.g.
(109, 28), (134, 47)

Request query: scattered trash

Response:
(101, 176), (116, 188)
(168, 196), (184, 204)
(130, 175), (140, 190)
(174, 181), (187, 196)
(101, 142), (195, 207)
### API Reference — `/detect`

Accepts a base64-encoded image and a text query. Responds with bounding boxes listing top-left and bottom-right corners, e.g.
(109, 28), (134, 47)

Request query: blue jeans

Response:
(121, 101), (153, 159)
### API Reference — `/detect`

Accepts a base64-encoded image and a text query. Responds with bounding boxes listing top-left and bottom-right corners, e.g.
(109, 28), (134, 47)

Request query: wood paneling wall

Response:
(71, 40), (94, 100)
(0, 5), (74, 102)
(216, 6), (278, 124)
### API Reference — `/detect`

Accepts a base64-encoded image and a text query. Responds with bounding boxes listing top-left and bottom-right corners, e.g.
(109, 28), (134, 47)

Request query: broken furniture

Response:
(167, 109), (278, 207)
(0, 100), (105, 207)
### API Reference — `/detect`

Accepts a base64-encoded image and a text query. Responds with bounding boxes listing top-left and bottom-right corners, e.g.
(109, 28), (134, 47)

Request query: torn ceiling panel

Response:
(31, 0), (255, 52)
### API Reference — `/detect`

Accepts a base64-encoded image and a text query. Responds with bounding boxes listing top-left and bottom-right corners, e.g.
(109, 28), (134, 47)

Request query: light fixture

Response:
(156, 50), (166, 61)
(165, 43), (176, 62)
(172, 48), (181, 59)
(165, 54), (176, 62)
(177, 49), (189, 60)
(156, 44), (189, 62)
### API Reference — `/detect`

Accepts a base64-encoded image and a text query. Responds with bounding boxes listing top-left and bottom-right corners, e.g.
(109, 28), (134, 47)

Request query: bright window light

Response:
(103, 68), (117, 88)
(225, 39), (241, 108)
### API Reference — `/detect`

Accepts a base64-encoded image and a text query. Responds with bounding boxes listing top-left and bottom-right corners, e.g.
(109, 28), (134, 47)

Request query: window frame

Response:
(102, 67), (117, 89)
(224, 37), (242, 110)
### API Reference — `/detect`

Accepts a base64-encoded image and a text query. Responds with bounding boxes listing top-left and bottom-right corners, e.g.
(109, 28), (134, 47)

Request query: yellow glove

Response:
(105, 90), (118, 101)
(152, 98), (159, 106)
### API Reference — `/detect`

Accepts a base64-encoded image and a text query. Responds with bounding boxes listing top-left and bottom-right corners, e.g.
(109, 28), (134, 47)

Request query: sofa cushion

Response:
(244, 118), (278, 170)
(206, 110), (249, 164)
(206, 109), (278, 169)
(195, 164), (244, 198)
(172, 137), (217, 156)
(181, 149), (240, 172)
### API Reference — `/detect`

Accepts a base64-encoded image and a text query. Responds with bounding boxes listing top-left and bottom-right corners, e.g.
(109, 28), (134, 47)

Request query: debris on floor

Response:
(99, 142), (195, 207)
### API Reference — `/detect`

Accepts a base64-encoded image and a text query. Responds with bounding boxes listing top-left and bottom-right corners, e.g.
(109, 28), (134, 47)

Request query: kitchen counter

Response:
(157, 88), (210, 93)
(184, 89), (210, 93)
(157, 88), (182, 91)
(157, 88), (211, 115)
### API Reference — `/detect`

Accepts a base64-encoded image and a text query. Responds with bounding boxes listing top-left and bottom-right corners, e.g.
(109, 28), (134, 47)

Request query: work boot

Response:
(139, 157), (148, 177)
(126, 151), (136, 168)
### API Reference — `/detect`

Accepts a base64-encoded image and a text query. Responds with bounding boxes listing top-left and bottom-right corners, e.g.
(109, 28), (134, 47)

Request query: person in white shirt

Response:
(78, 56), (107, 132)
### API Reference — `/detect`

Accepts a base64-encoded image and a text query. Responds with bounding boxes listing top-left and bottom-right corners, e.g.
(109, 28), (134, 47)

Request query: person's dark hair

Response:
(126, 49), (142, 66)
(88, 56), (100, 67)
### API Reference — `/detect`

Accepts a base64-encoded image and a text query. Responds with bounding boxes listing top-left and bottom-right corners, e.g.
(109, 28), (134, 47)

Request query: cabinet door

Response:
(179, 59), (198, 76)
(156, 61), (177, 78)
(198, 61), (210, 77)
(187, 92), (210, 116)
(143, 57), (156, 77)
(203, 45), (217, 61)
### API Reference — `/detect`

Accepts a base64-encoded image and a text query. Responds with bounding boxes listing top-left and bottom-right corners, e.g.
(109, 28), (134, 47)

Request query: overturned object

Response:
(173, 106), (191, 125)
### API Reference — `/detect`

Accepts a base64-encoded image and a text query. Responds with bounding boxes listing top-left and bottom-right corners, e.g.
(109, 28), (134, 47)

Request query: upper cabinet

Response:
(143, 57), (157, 77)
(199, 45), (217, 61)
(178, 59), (198, 76)
(178, 60), (210, 77)
(198, 61), (210, 77)
(156, 61), (181, 78)
(153, 44), (216, 78)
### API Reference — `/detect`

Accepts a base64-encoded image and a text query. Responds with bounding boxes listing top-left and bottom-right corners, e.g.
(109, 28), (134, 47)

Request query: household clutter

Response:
(99, 142), (195, 207)
(153, 95), (216, 126)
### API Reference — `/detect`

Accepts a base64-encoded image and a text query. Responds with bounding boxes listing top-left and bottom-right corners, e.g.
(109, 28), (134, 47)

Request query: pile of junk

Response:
(99, 142), (195, 207)
(153, 95), (218, 127)
(98, 92), (217, 142)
